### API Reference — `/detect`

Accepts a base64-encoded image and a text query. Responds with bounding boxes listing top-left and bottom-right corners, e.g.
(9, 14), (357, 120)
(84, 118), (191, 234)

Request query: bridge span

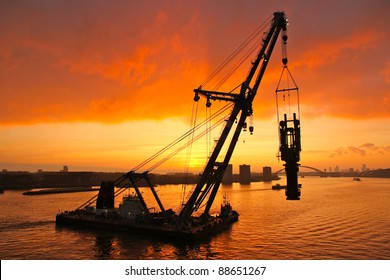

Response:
(276, 165), (326, 176)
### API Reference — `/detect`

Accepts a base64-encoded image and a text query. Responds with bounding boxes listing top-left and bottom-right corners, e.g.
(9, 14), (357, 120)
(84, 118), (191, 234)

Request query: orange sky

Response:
(0, 0), (389, 173)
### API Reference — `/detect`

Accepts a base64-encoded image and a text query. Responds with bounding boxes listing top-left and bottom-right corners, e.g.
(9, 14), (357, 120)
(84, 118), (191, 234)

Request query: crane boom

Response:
(177, 12), (289, 228)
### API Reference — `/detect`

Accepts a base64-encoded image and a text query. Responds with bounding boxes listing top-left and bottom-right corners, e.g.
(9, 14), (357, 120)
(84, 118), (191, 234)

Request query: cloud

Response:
(61, 46), (158, 85)
(0, 1), (212, 125)
(329, 147), (364, 158)
(1, 0), (390, 125)
(381, 61), (390, 83)
(293, 30), (385, 70)
(329, 143), (390, 158)
(359, 143), (390, 155)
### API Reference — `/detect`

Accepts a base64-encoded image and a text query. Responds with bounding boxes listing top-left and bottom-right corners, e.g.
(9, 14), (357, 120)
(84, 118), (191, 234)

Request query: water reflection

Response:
(90, 229), (222, 260)
(15, 178), (388, 259)
(93, 233), (116, 259)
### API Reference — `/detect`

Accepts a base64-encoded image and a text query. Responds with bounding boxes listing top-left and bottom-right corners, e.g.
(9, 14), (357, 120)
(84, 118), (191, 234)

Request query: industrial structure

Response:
(56, 11), (301, 239)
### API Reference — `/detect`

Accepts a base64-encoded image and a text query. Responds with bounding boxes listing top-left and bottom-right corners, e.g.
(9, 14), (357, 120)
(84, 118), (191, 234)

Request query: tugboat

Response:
(219, 195), (239, 223)
(272, 183), (287, 190)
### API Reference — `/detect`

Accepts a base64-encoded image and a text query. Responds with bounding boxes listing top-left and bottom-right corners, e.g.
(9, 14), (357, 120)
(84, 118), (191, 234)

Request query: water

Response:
(0, 177), (389, 259)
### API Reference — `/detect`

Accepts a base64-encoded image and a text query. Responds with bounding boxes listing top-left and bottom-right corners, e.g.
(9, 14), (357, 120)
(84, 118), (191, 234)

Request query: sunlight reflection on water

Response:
(0, 177), (389, 259)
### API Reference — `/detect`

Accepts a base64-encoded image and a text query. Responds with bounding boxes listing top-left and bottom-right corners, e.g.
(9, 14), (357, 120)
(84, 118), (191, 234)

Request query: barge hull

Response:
(56, 213), (236, 240)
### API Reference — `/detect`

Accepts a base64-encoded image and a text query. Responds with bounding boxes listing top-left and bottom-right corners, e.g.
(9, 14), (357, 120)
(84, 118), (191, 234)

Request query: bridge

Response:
(275, 165), (326, 176)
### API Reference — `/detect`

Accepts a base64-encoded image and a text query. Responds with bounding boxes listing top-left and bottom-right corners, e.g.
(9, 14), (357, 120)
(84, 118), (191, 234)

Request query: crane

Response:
(177, 11), (297, 228)
(58, 11), (301, 239)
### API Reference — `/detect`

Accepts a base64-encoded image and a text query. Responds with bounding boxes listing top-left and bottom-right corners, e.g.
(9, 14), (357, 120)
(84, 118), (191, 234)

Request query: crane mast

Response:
(177, 12), (289, 228)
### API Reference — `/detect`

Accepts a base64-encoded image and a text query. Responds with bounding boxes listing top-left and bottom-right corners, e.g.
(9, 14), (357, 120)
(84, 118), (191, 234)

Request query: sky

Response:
(0, 0), (389, 174)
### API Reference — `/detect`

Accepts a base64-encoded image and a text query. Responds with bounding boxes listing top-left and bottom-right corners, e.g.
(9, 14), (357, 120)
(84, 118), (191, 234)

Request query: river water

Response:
(0, 177), (389, 260)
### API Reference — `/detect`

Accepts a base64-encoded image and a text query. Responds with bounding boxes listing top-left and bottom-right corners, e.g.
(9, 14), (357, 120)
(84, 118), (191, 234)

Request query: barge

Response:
(56, 174), (238, 240)
(56, 204), (238, 240)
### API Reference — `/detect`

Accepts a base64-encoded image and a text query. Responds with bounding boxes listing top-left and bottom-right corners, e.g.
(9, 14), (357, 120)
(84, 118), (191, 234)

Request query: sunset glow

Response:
(1, 0), (389, 173)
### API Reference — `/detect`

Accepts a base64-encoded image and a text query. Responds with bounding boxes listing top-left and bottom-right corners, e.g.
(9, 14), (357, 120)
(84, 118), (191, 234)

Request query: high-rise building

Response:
(263, 166), (272, 182)
(239, 164), (251, 184)
(222, 164), (233, 185)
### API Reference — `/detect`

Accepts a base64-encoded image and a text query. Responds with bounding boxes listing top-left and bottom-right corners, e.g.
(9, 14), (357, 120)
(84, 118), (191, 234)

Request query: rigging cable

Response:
(201, 16), (272, 90)
(131, 103), (232, 172)
(181, 100), (199, 206)
(206, 105), (211, 158)
(147, 108), (232, 172)
(212, 37), (264, 91)
(275, 66), (299, 120)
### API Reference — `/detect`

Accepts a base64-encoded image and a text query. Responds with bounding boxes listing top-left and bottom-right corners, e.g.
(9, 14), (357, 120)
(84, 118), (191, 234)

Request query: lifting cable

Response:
(275, 65), (299, 124)
(201, 15), (272, 91)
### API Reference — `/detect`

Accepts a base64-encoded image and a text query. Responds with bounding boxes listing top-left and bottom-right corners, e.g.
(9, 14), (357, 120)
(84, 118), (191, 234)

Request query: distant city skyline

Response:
(0, 162), (382, 174)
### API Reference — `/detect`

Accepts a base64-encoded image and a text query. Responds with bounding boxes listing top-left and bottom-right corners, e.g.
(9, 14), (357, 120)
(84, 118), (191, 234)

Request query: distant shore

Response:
(22, 187), (100, 195)
(1, 168), (389, 190)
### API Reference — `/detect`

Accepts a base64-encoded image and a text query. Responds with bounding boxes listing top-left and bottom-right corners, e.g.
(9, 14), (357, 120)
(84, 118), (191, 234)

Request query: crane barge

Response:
(56, 11), (301, 239)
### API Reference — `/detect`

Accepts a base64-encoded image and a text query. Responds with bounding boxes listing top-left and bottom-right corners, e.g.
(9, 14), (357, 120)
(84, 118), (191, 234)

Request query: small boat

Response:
(218, 195), (239, 223)
(272, 184), (287, 190)
(353, 177), (361, 181)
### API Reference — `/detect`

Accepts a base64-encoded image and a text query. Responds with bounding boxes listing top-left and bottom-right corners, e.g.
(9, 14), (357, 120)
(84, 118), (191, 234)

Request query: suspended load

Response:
(275, 28), (302, 200)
